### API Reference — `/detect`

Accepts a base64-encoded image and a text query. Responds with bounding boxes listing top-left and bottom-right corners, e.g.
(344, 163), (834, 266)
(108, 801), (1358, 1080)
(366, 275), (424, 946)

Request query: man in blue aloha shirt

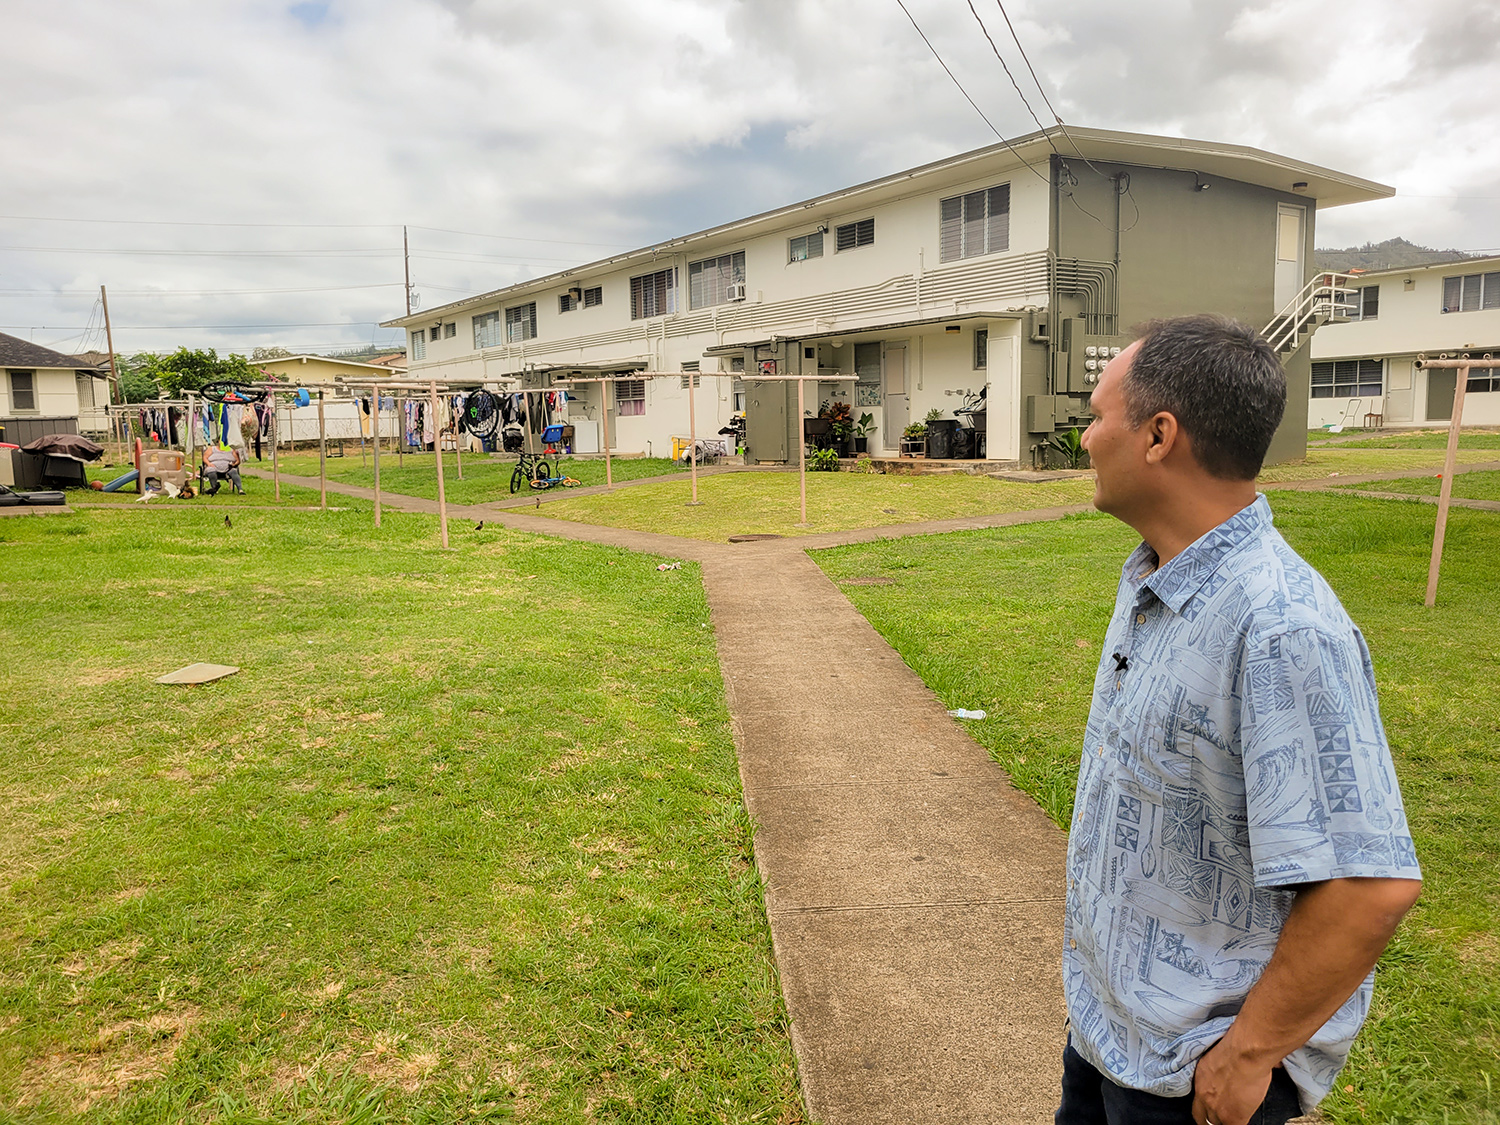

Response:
(1059, 315), (1422, 1125)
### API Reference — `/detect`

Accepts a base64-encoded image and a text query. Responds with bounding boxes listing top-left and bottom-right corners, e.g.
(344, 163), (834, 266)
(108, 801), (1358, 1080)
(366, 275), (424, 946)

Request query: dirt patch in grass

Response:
(18, 1005), (199, 1114)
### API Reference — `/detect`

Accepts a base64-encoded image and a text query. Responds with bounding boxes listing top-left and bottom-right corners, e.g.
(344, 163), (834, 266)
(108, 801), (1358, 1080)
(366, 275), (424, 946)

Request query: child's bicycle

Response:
(509, 424), (582, 492)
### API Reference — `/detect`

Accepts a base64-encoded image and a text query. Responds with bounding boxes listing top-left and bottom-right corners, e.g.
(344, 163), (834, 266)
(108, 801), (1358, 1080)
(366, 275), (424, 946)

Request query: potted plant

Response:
(823, 400), (854, 455)
(853, 412), (874, 455)
(924, 407), (958, 460)
(900, 421), (927, 457)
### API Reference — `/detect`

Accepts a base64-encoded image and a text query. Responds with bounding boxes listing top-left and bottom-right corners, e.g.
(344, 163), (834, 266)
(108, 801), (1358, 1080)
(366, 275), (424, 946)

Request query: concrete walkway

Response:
(228, 461), (1497, 1123)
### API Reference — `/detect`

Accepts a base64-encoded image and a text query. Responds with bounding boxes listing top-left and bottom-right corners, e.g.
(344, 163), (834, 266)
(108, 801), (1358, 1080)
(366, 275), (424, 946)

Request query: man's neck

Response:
(1127, 478), (1259, 567)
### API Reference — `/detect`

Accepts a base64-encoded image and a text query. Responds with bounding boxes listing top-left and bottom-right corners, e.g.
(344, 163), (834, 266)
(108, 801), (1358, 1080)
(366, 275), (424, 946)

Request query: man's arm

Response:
(1191, 875), (1420, 1125)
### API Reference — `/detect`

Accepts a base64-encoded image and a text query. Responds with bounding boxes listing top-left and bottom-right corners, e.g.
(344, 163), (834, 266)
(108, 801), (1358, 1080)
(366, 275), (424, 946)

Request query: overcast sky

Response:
(3, 0), (1497, 357)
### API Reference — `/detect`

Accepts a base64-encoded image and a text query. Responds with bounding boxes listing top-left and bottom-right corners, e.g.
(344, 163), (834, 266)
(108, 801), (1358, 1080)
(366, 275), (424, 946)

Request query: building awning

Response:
(701, 311), (1022, 357)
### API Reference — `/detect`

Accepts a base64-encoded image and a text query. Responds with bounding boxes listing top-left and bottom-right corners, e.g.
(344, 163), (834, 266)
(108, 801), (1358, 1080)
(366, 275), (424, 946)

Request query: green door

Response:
(1427, 371), (1456, 422)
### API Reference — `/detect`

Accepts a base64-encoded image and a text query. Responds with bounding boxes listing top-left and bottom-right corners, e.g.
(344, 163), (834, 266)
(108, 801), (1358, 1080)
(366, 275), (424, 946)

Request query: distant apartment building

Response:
(385, 126), (1391, 465)
(1310, 256), (1500, 428)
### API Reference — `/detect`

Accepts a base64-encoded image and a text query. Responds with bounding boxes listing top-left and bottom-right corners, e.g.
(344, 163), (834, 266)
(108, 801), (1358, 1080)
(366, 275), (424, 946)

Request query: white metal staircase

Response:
(1261, 272), (1358, 356)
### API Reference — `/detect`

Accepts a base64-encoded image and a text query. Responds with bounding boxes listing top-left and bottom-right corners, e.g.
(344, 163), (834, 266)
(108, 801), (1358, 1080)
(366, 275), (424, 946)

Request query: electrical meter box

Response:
(1059, 317), (1134, 394)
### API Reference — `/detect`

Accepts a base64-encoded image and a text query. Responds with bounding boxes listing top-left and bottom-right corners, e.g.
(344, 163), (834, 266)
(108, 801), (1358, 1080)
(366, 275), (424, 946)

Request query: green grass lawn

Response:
(0, 509), (800, 1123)
(1309, 428), (1500, 450)
(813, 492), (1500, 1124)
(80, 464), (352, 510)
(1257, 446), (1499, 483)
(534, 470), (1096, 541)
(1337, 470), (1500, 502)
(261, 452), (687, 506)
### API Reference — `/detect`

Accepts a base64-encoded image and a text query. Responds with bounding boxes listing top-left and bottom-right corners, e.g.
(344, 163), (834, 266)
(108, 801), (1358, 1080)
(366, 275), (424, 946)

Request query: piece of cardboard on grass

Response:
(156, 662), (240, 685)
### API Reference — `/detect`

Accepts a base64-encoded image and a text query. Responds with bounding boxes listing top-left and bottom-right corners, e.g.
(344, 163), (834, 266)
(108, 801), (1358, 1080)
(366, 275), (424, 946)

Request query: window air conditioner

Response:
(726, 282), (747, 302)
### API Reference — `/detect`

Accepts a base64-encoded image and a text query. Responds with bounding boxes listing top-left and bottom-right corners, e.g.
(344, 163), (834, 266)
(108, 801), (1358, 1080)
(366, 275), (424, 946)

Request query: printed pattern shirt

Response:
(1063, 495), (1420, 1112)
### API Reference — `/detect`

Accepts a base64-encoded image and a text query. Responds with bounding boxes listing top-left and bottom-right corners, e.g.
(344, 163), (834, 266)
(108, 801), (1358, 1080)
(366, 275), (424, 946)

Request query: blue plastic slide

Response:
(101, 469), (139, 492)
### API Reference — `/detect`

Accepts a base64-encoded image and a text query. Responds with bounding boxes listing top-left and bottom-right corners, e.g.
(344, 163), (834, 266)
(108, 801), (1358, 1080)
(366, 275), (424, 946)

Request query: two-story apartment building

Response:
(1309, 255), (1500, 428)
(385, 126), (1391, 466)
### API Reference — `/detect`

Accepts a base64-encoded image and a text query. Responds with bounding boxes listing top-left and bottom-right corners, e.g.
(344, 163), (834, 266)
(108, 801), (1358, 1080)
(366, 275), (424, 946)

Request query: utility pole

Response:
(100, 284), (121, 404)
(403, 225), (412, 316)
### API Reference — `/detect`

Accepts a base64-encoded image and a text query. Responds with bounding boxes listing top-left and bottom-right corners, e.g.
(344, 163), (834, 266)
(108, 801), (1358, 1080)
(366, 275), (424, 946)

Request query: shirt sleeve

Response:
(1238, 625), (1421, 888)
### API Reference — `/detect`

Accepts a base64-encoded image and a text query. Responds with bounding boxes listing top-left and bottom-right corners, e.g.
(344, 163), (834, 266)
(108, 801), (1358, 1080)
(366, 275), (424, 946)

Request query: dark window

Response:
(473, 311), (501, 348)
(630, 268), (676, 319)
(974, 329), (989, 369)
(1346, 285), (1379, 320)
(505, 302), (537, 343)
(854, 341), (882, 383)
(430, 326), (441, 342)
(835, 218), (875, 252)
(9, 371), (37, 412)
(1311, 359), (1383, 399)
(1443, 272), (1500, 313)
(559, 292), (577, 313)
(1468, 366), (1500, 394)
(444, 322), (456, 339)
(789, 231), (824, 262)
(939, 184), (1010, 262)
(689, 251), (747, 309)
(583, 286), (602, 307)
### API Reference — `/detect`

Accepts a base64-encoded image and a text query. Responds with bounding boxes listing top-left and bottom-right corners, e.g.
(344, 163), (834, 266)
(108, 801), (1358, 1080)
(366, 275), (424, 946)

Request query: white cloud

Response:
(1, 0), (1496, 355)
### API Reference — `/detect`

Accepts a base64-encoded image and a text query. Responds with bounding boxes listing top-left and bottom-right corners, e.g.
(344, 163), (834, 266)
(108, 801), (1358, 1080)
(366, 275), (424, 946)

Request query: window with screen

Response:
(631, 268), (676, 319)
(8, 371), (37, 412)
(615, 378), (646, 416)
(1311, 359), (1383, 399)
(939, 184), (1010, 262)
(411, 332), (427, 360)
(974, 329), (989, 369)
(789, 231), (824, 262)
(473, 311), (501, 349)
(1442, 272), (1500, 313)
(505, 302), (537, 343)
(835, 218), (874, 252)
(689, 251), (746, 309)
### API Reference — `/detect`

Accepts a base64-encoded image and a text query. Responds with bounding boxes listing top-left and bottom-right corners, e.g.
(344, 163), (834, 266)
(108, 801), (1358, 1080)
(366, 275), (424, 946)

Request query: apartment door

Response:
(1427, 371), (1457, 422)
(746, 379), (789, 462)
(1385, 361), (1414, 423)
(1274, 204), (1306, 311)
(882, 342), (908, 452)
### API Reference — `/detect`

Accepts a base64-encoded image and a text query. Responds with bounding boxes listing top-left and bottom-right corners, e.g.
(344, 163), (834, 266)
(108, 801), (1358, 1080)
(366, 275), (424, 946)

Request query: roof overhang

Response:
(383, 126), (1394, 330)
(702, 311), (1023, 356)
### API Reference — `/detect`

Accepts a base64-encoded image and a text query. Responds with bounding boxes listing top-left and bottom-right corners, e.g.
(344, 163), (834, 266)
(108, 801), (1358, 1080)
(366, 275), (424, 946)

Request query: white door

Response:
(1274, 204), (1306, 310)
(883, 342), (908, 452)
(1385, 361), (1414, 423)
(987, 329), (1019, 461)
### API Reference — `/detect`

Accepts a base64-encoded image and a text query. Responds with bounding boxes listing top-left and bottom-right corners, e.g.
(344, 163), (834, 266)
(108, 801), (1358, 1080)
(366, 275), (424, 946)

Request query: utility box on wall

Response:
(1026, 395), (1086, 433)
(1058, 318), (1133, 394)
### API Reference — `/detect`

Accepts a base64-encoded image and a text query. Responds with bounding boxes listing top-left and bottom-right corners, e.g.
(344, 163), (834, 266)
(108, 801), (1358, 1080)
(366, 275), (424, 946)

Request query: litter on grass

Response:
(156, 662), (240, 685)
(947, 708), (987, 720)
(657, 562), (682, 571)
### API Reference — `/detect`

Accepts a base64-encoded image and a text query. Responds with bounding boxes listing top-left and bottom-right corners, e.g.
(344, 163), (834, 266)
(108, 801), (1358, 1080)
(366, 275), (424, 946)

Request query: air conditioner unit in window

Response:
(726, 282), (747, 302)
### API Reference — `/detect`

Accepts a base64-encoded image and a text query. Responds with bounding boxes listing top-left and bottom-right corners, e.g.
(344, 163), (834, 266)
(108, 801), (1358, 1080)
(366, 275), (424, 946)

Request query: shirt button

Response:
(1069, 938), (1077, 950)
(1135, 613), (1146, 625)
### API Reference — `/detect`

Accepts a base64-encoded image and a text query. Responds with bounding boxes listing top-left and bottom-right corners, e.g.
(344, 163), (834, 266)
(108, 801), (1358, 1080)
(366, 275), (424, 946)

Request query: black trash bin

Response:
(925, 419), (958, 459)
(951, 426), (976, 459)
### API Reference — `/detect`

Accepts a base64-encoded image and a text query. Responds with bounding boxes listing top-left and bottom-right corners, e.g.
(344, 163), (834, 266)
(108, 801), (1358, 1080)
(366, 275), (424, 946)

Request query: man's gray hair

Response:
(1124, 315), (1286, 481)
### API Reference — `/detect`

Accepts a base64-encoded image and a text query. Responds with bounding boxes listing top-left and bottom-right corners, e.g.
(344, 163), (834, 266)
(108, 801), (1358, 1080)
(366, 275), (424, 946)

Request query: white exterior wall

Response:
(1, 367), (91, 420)
(403, 155), (1052, 455)
(1310, 258), (1500, 427)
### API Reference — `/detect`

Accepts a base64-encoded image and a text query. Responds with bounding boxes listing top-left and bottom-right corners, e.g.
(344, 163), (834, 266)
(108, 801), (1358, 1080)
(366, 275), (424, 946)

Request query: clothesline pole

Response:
(271, 397), (281, 501)
(797, 378), (807, 526)
(1415, 355), (1479, 607)
(371, 384), (382, 529)
(430, 379), (450, 548)
(317, 390), (327, 512)
(397, 394), (405, 469)
(601, 383), (613, 489)
(687, 371), (700, 505)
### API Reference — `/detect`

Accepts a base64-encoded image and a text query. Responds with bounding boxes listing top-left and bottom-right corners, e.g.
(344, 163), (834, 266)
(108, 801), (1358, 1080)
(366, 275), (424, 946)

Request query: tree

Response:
(116, 352), (162, 403)
(252, 345), (292, 361)
(143, 347), (262, 397)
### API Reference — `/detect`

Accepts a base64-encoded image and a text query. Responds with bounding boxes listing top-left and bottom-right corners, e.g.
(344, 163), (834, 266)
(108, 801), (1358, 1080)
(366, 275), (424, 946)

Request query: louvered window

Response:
(430, 326), (441, 342)
(689, 251), (746, 309)
(789, 231), (824, 262)
(444, 322), (456, 339)
(1443, 272), (1500, 313)
(1467, 366), (1500, 394)
(1311, 359), (1383, 399)
(473, 311), (501, 349)
(631, 268), (676, 319)
(583, 286), (603, 307)
(616, 378), (646, 416)
(835, 218), (874, 252)
(939, 184), (1011, 262)
(411, 331), (427, 360)
(559, 292), (577, 313)
(974, 329), (989, 369)
(505, 302), (537, 343)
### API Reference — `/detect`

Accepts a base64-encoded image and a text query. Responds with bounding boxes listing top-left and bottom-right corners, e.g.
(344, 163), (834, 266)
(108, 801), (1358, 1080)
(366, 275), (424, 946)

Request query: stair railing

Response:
(1262, 272), (1358, 354)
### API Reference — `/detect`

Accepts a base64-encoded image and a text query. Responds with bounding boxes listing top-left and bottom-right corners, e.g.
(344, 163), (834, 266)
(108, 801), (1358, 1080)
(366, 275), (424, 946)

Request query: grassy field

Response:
(535, 471), (1097, 541)
(1337, 469), (1500, 502)
(1255, 446), (1498, 482)
(79, 464), (352, 510)
(259, 452), (688, 506)
(0, 509), (800, 1123)
(813, 492), (1500, 1124)
(1309, 428), (1500, 450)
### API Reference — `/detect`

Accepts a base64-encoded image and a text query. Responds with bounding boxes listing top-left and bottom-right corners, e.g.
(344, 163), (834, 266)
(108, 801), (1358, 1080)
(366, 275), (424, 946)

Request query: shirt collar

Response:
(1132, 494), (1272, 615)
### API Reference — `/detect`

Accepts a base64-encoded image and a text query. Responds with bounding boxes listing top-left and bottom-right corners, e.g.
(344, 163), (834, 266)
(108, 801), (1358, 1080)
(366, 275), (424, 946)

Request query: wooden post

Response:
(797, 377), (808, 526)
(372, 384), (382, 529)
(317, 389), (327, 511)
(430, 379), (450, 548)
(185, 392), (195, 459)
(271, 396), (281, 501)
(1420, 356), (1475, 607)
(687, 370), (700, 505)
(601, 382), (613, 489)
(397, 394), (405, 469)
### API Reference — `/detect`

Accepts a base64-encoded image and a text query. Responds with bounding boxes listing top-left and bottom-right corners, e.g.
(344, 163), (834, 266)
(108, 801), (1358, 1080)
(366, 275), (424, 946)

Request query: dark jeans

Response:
(1057, 1038), (1303, 1125)
(204, 467), (242, 495)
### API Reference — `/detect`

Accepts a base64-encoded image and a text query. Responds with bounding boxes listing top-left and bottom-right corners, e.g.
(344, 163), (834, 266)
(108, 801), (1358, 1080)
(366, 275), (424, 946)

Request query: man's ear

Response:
(1143, 411), (1180, 466)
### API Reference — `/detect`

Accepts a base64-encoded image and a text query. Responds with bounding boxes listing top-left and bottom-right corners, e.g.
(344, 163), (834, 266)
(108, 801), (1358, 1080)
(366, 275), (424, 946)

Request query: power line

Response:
(0, 282), (404, 297)
(1, 321), (396, 331)
(964, 0), (1054, 144)
(2, 245), (396, 258)
(892, 0), (1048, 182)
